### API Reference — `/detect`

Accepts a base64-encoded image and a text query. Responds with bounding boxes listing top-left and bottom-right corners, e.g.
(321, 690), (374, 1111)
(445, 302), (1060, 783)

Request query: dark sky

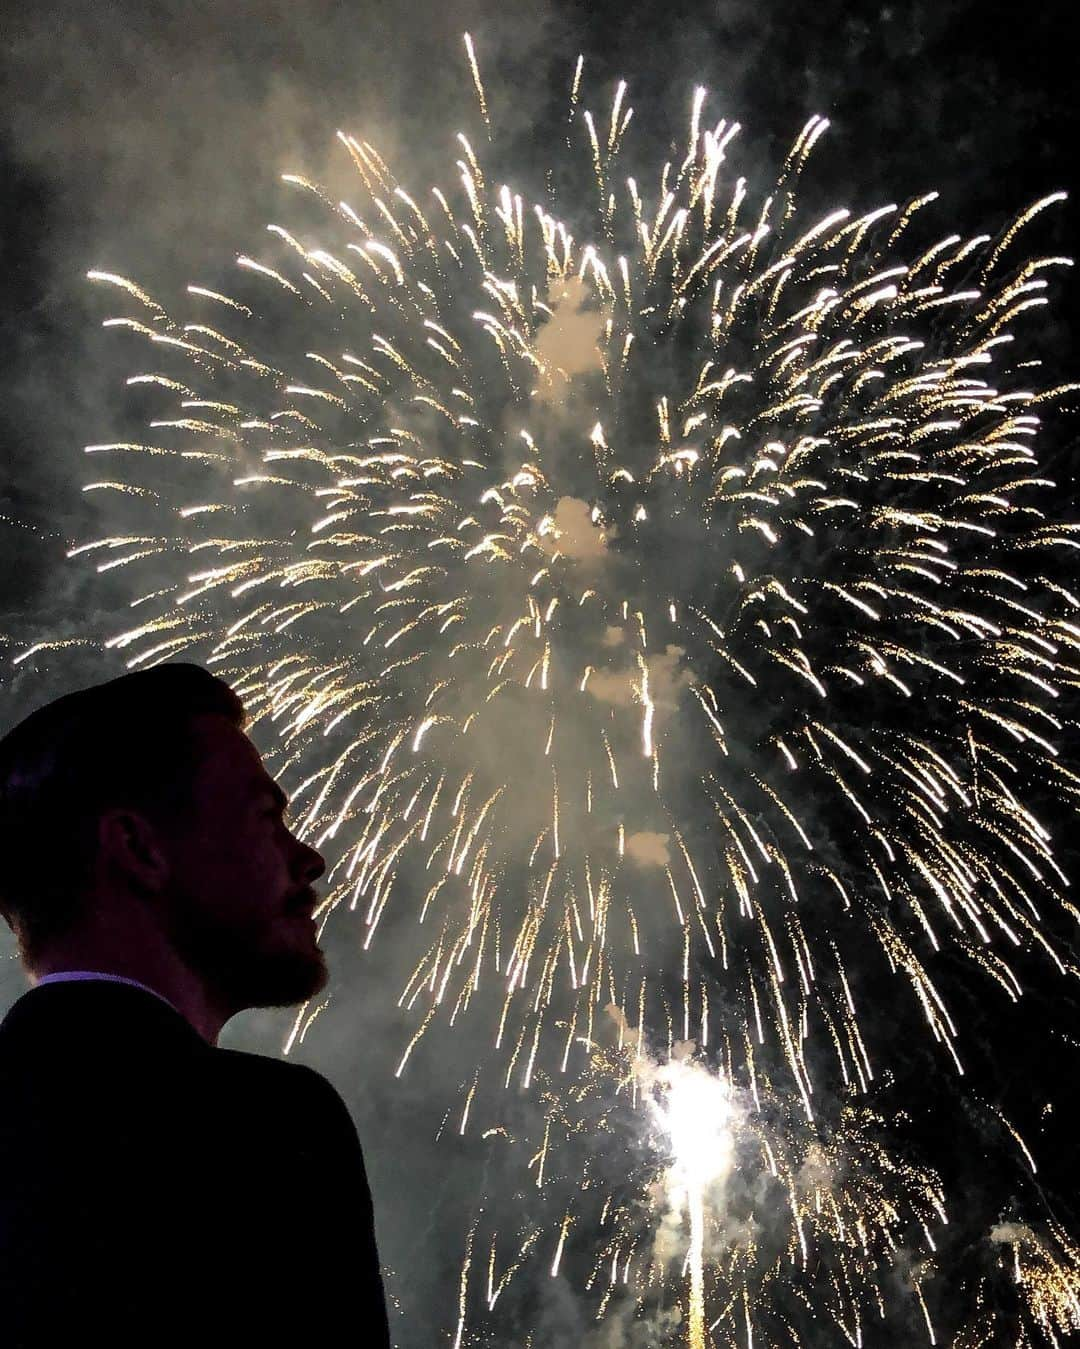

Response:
(2, 2), (1078, 1345)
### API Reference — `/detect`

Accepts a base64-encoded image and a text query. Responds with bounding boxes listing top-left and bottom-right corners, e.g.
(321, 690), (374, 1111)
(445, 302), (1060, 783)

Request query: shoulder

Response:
(211, 1044), (355, 1124)
(209, 1047), (371, 1192)
(211, 1042), (339, 1092)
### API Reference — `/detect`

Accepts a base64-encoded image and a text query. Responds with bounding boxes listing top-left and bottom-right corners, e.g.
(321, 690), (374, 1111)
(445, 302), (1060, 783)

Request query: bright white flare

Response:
(648, 1059), (737, 1349)
(653, 1058), (736, 1188)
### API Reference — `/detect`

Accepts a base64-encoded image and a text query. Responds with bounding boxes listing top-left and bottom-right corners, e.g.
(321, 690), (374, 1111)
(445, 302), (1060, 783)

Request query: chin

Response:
(244, 948), (329, 1009)
(171, 910), (330, 1010)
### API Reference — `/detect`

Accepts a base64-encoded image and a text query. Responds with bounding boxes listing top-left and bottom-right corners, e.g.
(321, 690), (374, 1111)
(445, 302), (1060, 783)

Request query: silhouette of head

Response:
(0, 664), (327, 1014)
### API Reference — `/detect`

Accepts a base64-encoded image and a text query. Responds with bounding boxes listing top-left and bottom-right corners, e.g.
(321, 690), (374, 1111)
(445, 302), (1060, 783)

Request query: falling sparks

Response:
(68, 40), (1080, 1348)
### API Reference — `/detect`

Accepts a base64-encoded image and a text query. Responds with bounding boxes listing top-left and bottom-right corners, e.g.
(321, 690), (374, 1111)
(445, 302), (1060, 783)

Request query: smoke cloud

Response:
(624, 830), (670, 868)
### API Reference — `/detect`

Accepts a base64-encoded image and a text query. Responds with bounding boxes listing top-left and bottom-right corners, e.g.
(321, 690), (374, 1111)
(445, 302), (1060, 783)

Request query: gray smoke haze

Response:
(4, 2), (1080, 1345)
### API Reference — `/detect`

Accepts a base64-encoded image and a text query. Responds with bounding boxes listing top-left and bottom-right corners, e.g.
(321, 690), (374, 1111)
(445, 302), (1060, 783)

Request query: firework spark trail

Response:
(61, 33), (1080, 1345)
(645, 1056), (736, 1349)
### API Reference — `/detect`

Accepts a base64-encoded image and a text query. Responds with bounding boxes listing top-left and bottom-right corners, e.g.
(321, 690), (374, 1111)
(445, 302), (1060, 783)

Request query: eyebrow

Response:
(263, 780), (290, 812)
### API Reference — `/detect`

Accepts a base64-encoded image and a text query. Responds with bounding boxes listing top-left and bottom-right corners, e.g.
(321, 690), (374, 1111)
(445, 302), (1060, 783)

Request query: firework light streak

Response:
(53, 30), (1080, 1344)
(646, 1056), (736, 1349)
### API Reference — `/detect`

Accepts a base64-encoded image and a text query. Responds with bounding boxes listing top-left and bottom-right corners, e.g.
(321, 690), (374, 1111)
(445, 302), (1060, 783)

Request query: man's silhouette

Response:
(0, 664), (390, 1347)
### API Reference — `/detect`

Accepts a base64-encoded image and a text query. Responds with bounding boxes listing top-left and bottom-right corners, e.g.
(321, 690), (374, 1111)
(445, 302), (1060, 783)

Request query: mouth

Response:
(286, 913), (320, 947)
(285, 888), (319, 919)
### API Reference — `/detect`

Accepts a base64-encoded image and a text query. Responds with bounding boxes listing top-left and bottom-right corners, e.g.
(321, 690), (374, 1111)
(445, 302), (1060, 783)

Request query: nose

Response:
(292, 831), (326, 884)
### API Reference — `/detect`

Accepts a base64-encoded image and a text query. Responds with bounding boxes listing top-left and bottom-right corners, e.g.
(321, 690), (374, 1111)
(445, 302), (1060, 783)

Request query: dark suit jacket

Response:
(0, 980), (390, 1347)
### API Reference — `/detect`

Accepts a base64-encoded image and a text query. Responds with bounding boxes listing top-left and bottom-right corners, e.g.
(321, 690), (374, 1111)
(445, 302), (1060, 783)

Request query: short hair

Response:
(0, 663), (245, 967)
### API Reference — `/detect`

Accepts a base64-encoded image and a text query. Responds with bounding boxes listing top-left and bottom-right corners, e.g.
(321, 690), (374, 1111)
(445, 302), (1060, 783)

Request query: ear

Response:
(96, 807), (172, 895)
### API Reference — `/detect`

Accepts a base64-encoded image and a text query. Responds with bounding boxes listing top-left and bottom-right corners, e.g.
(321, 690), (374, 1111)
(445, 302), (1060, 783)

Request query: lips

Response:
(285, 887), (318, 918)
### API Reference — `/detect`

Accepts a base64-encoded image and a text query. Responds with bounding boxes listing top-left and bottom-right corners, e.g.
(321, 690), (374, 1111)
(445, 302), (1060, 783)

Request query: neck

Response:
(31, 943), (231, 1046)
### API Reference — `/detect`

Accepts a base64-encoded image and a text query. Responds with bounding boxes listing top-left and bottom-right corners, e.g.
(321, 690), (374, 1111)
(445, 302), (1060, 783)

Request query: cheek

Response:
(172, 815), (293, 907)
(237, 829), (296, 896)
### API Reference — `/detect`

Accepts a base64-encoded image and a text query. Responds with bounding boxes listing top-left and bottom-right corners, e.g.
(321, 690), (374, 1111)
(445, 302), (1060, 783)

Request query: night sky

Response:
(2, 2), (1079, 1344)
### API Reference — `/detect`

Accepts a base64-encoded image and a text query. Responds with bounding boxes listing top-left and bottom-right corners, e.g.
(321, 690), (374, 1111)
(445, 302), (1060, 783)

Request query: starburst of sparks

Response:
(46, 32), (1080, 1345)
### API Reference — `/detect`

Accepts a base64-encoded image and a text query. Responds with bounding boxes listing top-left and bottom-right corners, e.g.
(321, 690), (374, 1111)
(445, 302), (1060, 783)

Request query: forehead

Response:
(188, 714), (276, 796)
